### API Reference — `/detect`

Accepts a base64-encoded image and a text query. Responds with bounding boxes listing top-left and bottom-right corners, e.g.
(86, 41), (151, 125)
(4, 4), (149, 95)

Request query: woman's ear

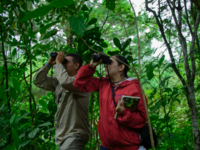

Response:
(119, 64), (125, 72)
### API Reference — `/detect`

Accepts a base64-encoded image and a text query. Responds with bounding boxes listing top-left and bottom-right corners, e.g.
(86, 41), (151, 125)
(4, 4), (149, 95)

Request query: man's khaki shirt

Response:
(33, 63), (91, 145)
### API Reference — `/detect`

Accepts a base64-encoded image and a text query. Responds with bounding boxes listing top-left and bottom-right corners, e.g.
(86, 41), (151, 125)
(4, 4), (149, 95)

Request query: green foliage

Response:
(113, 37), (131, 51)
(87, 18), (97, 26)
(21, 5), (53, 22)
(69, 16), (87, 36)
(50, 0), (73, 8)
(0, 0), (199, 149)
(12, 127), (19, 150)
(106, 0), (116, 10)
(146, 62), (154, 80)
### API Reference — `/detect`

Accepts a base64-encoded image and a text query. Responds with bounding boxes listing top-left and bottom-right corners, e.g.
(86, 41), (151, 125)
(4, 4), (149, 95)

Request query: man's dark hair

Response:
(114, 55), (129, 77)
(66, 53), (83, 69)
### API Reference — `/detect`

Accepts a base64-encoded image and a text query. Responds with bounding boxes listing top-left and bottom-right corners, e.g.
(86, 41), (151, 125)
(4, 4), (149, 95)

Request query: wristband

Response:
(46, 62), (51, 68)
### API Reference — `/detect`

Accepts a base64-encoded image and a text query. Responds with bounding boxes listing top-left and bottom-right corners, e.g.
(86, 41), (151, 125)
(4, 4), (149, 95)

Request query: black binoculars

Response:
(50, 52), (68, 64)
(91, 53), (112, 64)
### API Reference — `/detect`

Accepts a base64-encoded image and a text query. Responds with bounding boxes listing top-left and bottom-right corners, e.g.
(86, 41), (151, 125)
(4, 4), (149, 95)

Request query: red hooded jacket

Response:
(73, 65), (147, 150)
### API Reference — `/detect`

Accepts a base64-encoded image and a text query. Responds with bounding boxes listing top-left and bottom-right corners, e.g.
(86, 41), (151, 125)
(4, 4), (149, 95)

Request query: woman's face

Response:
(105, 56), (124, 78)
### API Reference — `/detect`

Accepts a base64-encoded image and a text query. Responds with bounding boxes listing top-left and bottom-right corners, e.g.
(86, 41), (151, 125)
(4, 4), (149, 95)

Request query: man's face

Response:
(63, 56), (79, 76)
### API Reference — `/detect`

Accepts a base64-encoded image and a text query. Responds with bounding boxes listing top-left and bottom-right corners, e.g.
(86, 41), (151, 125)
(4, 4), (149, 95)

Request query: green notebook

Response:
(114, 95), (140, 119)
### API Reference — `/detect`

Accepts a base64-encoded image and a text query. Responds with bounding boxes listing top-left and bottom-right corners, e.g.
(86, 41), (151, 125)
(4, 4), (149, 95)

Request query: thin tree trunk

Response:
(187, 84), (200, 149)
(145, 1), (200, 149)
(90, 92), (94, 149)
(0, 13), (10, 113)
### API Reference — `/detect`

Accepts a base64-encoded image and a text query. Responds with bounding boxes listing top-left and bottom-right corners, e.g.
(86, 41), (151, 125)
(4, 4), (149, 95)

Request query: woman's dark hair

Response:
(114, 55), (129, 77)
(66, 53), (83, 69)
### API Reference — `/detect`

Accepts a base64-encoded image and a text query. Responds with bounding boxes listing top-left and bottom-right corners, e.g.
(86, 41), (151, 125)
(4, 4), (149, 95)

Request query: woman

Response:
(73, 55), (147, 150)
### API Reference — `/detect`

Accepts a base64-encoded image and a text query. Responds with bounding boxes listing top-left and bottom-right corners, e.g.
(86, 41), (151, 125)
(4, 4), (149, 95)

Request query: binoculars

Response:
(91, 53), (112, 64)
(50, 52), (68, 64)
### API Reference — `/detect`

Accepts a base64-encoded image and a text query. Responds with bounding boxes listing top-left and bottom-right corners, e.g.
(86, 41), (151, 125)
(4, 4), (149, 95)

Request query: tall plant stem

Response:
(128, 0), (155, 149)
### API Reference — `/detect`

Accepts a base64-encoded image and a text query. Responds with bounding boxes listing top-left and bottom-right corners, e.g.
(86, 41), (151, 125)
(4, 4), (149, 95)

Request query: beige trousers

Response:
(59, 134), (88, 150)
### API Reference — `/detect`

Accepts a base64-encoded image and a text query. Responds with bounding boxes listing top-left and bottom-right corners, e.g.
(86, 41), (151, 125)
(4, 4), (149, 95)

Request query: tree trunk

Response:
(187, 84), (200, 150)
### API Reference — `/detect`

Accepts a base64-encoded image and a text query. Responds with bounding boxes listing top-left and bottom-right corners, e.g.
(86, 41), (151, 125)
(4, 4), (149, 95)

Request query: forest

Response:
(0, 0), (200, 149)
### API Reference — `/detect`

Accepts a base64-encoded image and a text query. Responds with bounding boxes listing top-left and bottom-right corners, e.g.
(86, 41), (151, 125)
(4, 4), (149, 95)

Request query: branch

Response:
(101, 10), (109, 31)
(0, 64), (5, 88)
(166, 0), (191, 82)
(196, 34), (200, 53)
(145, 0), (186, 87)
(191, 0), (200, 11)
(102, 24), (112, 34)
(184, 0), (192, 34)
(177, 0), (182, 29)
(1, 13), (11, 113)
(10, 1), (30, 68)
(120, 15), (138, 75)
(190, 11), (200, 82)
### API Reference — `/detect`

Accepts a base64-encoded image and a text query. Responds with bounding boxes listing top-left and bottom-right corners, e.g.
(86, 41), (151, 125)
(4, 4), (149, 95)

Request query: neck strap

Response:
(106, 66), (117, 107)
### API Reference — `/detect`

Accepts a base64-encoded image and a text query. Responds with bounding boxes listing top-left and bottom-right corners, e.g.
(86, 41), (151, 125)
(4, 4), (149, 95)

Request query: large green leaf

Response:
(10, 114), (16, 125)
(69, 16), (86, 36)
(19, 140), (31, 148)
(161, 63), (172, 74)
(16, 112), (30, 122)
(113, 37), (121, 50)
(160, 76), (171, 87)
(4, 144), (15, 150)
(81, 4), (89, 11)
(12, 127), (19, 150)
(9, 87), (17, 100)
(21, 5), (53, 22)
(108, 50), (120, 56)
(28, 128), (40, 138)
(41, 29), (58, 40)
(40, 21), (58, 34)
(87, 18), (97, 26)
(146, 62), (154, 80)
(121, 38), (131, 51)
(159, 55), (165, 66)
(106, 0), (115, 10)
(39, 100), (48, 109)
(50, 0), (73, 8)
(43, 127), (55, 134)
(12, 78), (21, 93)
(48, 101), (57, 114)
(150, 101), (162, 113)
(38, 122), (52, 127)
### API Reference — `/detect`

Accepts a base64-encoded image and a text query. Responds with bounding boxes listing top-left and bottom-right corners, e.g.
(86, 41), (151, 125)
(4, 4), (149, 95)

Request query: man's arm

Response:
(53, 63), (83, 93)
(33, 65), (58, 92)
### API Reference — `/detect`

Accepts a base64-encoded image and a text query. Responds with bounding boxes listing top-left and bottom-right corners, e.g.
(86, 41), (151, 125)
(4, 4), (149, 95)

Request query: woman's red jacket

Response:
(73, 65), (147, 150)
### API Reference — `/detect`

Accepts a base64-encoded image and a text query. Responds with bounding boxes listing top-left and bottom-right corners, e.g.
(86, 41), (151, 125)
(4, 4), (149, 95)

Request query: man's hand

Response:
(116, 100), (125, 114)
(47, 57), (56, 67)
(56, 52), (65, 64)
(89, 53), (102, 68)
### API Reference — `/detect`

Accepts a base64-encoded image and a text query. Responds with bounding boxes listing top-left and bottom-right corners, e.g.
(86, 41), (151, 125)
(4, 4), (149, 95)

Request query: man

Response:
(33, 52), (90, 150)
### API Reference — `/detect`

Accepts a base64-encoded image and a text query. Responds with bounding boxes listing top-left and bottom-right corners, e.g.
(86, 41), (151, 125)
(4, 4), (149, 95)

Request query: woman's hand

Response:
(89, 53), (102, 68)
(116, 100), (125, 114)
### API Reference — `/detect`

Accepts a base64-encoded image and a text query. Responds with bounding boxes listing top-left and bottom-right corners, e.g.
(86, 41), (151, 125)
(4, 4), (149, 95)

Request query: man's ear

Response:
(75, 63), (80, 70)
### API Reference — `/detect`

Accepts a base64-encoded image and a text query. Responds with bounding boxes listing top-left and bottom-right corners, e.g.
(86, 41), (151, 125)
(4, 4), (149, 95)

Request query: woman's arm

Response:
(73, 64), (101, 92)
(116, 83), (147, 128)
